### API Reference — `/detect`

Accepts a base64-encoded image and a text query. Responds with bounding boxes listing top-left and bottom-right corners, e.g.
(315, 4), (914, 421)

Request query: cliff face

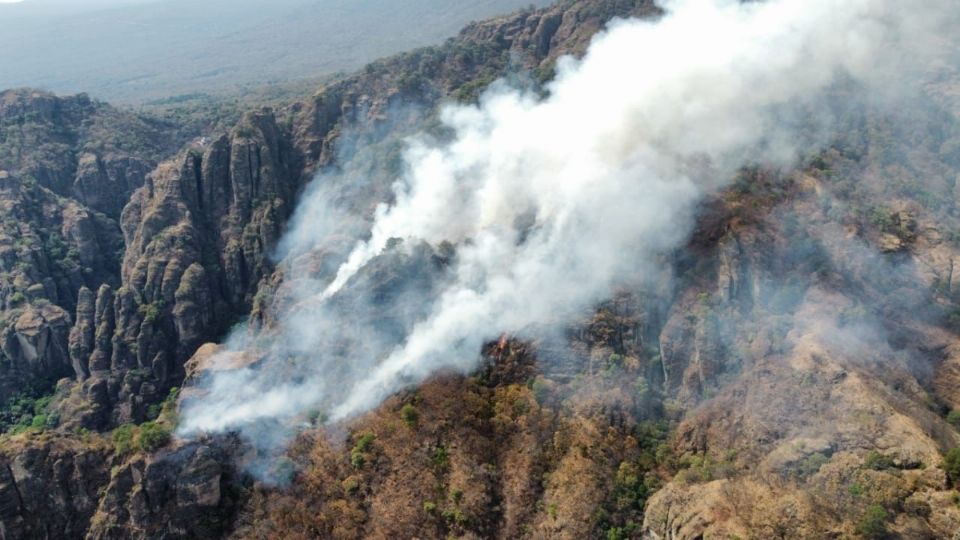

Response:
(220, 164), (960, 540)
(0, 2), (663, 537)
(0, 431), (241, 540)
(85, 440), (241, 539)
(0, 434), (111, 539)
(57, 0), (663, 432)
(61, 109), (302, 429)
(0, 89), (184, 218)
(0, 88), (193, 405)
(0, 169), (122, 315)
(2, 0), (960, 539)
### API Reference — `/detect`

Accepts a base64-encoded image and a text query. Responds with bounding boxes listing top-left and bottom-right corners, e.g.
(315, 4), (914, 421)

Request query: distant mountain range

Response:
(0, 0), (551, 103)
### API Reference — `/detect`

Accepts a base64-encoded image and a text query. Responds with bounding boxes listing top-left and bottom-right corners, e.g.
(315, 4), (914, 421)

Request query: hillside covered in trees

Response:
(2, 0), (960, 538)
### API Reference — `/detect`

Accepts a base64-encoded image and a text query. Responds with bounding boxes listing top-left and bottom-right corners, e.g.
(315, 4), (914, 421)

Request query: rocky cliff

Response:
(0, 3), (664, 538)
(0, 89), (185, 218)
(4, 0), (960, 539)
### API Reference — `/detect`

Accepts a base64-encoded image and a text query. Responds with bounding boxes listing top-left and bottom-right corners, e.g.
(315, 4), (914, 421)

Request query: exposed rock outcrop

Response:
(0, 433), (238, 540)
(0, 90), (185, 405)
(63, 109), (304, 427)
(62, 0), (668, 428)
(0, 434), (112, 539)
(0, 170), (123, 403)
(0, 89), (185, 218)
(6, 1), (960, 539)
(87, 442), (240, 539)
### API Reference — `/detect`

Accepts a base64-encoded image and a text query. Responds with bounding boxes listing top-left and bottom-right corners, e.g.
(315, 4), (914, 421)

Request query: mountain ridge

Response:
(3, 0), (960, 538)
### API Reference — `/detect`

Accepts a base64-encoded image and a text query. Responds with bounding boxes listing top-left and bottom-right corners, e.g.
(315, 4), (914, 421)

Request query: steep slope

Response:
(4, 1), (960, 539)
(188, 7), (960, 540)
(0, 89), (185, 216)
(640, 106), (960, 539)
(0, 169), (122, 403)
(61, 0), (663, 430)
(219, 96), (960, 539)
(0, 1), (664, 538)
(0, 90), (188, 409)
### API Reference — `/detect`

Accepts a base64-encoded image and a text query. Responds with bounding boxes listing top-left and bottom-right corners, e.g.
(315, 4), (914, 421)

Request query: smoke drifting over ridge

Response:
(178, 0), (958, 444)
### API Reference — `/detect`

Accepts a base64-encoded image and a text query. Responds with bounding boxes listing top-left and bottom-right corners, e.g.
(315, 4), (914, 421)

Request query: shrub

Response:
(350, 432), (376, 469)
(138, 302), (162, 325)
(794, 452), (830, 478)
(0, 391), (56, 433)
(44, 233), (66, 260)
(607, 353), (624, 368)
(675, 452), (735, 483)
(606, 524), (639, 540)
(113, 424), (136, 455)
(944, 448), (960, 486)
(530, 377), (550, 404)
(635, 376), (651, 402)
(354, 432), (375, 452)
(453, 74), (495, 103)
(675, 455), (710, 484)
(33, 395), (52, 415)
(137, 421), (171, 452)
(342, 477), (360, 494)
(160, 387), (180, 423)
(441, 507), (466, 525)
(350, 450), (365, 469)
(534, 62), (556, 85)
(869, 206), (895, 232)
(948, 410), (960, 428)
(307, 409), (326, 425)
(855, 504), (888, 539)
(655, 442), (676, 469)
(547, 503), (558, 519)
(431, 445), (449, 469)
(400, 404), (418, 427)
(146, 404), (161, 420)
(614, 461), (659, 512)
(864, 451), (895, 471)
(269, 457), (296, 484)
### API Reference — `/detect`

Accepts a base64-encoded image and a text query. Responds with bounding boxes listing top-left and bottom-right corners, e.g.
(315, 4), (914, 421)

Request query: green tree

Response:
(864, 451), (895, 471)
(855, 505), (888, 539)
(944, 448), (960, 486)
(137, 421), (171, 452)
(400, 403), (418, 427)
(113, 424), (136, 455)
(350, 432), (376, 469)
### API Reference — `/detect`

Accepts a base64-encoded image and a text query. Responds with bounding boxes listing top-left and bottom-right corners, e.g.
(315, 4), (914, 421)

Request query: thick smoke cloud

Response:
(178, 0), (958, 447)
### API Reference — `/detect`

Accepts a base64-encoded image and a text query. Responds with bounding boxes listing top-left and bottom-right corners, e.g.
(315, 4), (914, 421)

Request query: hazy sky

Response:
(0, 0), (157, 5)
(0, 0), (159, 8)
(0, 0), (550, 103)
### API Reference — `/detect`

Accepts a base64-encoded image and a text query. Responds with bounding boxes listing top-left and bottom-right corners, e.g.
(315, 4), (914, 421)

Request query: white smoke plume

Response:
(178, 0), (957, 441)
